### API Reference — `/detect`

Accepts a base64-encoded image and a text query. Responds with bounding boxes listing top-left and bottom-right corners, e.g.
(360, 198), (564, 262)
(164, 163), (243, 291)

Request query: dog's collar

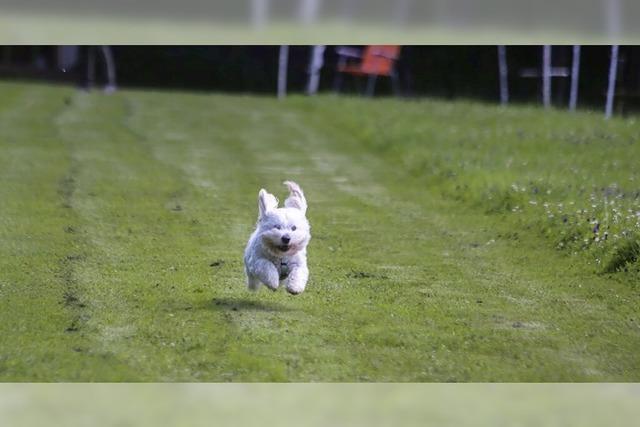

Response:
(279, 260), (290, 280)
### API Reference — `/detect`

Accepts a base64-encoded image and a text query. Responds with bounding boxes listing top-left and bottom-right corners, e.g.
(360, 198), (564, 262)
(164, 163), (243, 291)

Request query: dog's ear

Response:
(258, 189), (278, 218)
(283, 181), (307, 214)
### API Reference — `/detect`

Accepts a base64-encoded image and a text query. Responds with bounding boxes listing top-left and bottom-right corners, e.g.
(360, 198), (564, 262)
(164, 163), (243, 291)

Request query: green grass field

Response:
(0, 81), (638, 381)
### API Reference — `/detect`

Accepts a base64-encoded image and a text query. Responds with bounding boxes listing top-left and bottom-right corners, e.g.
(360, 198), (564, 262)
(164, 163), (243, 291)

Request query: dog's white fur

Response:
(244, 181), (311, 295)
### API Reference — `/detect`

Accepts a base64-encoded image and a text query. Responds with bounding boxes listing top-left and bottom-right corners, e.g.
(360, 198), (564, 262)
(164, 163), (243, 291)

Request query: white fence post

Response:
(87, 46), (96, 89)
(497, 45), (508, 105)
(569, 45), (581, 111)
(101, 46), (117, 94)
(542, 45), (552, 108)
(278, 45), (289, 99)
(605, 45), (619, 119)
(306, 45), (325, 95)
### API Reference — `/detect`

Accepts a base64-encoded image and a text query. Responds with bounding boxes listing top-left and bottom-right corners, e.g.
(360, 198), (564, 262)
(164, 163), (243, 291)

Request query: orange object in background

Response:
(334, 45), (401, 96)
(338, 45), (400, 76)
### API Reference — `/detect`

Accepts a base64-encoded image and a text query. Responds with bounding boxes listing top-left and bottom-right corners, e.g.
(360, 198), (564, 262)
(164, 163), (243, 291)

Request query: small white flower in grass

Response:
(529, 200), (537, 205)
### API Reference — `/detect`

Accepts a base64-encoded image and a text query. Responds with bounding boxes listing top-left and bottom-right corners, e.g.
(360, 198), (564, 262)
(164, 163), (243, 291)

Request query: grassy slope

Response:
(0, 81), (638, 381)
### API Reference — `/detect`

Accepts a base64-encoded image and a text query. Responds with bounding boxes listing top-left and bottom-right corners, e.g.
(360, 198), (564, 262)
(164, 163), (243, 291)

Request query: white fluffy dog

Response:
(244, 181), (311, 295)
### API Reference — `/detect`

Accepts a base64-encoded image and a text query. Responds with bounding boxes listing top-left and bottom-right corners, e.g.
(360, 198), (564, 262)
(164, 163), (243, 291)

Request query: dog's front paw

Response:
(285, 266), (308, 295)
(286, 287), (303, 295)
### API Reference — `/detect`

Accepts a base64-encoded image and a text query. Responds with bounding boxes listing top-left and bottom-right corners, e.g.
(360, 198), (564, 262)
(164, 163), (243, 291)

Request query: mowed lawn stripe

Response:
(0, 83), (124, 379)
(125, 92), (294, 380)
(53, 91), (252, 380)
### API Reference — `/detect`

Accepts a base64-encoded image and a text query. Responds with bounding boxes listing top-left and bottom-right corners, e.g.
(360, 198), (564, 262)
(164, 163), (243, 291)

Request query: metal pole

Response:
(605, 45), (619, 119)
(87, 46), (96, 90)
(542, 45), (551, 108)
(306, 45), (325, 95)
(569, 45), (581, 111)
(101, 46), (117, 93)
(278, 45), (289, 99)
(366, 75), (378, 97)
(497, 45), (508, 105)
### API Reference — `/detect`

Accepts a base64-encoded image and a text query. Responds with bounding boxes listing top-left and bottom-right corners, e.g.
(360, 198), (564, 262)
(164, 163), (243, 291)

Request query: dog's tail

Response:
(283, 181), (307, 214)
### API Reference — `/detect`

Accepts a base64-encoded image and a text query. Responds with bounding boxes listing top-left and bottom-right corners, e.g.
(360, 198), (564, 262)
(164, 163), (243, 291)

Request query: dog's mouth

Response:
(277, 245), (290, 252)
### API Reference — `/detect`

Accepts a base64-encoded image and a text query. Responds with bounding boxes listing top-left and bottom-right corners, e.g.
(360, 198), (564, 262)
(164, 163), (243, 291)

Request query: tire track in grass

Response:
(53, 90), (212, 379)
(51, 90), (289, 380)
(123, 93), (260, 379)
(37, 89), (159, 380)
(0, 84), (111, 379)
(55, 160), (90, 335)
(123, 93), (299, 380)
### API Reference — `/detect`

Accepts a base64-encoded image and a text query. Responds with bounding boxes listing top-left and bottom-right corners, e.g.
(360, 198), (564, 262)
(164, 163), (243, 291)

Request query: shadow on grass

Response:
(205, 297), (294, 313)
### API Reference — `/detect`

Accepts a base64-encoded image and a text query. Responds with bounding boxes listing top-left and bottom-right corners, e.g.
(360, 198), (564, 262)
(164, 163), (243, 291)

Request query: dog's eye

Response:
(291, 225), (297, 231)
(274, 225), (281, 230)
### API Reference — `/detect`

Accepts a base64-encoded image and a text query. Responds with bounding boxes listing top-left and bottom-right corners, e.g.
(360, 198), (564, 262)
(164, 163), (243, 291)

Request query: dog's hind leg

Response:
(247, 275), (261, 291)
(250, 259), (280, 291)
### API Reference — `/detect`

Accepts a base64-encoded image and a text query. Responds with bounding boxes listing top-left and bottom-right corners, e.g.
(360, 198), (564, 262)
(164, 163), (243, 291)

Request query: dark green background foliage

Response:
(4, 46), (640, 112)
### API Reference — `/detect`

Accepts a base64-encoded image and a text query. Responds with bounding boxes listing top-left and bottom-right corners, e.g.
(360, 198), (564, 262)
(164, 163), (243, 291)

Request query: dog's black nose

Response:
(281, 235), (291, 244)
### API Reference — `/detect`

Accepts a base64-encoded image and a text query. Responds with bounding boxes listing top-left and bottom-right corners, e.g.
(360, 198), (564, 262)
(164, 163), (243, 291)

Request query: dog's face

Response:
(256, 181), (310, 257)
(258, 208), (310, 256)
